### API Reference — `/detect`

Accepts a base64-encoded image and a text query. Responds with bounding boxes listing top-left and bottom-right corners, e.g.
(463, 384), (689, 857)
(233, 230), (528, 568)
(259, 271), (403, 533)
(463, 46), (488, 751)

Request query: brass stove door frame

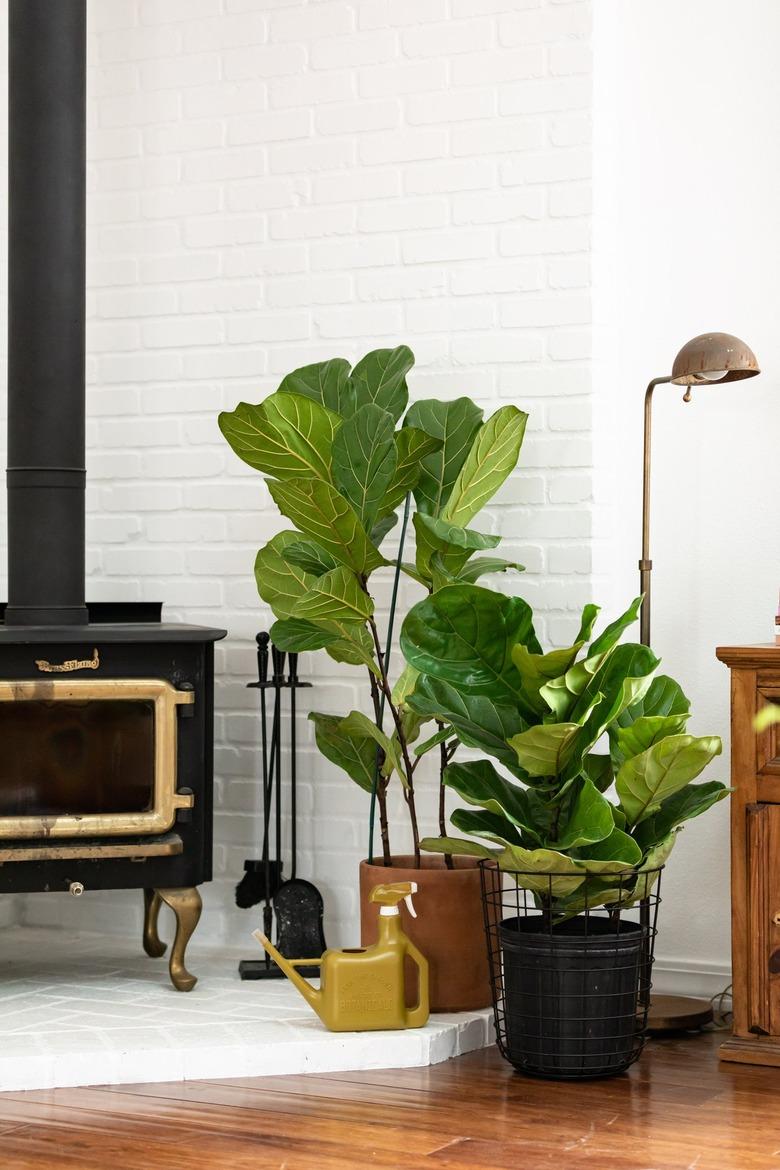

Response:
(0, 679), (194, 838)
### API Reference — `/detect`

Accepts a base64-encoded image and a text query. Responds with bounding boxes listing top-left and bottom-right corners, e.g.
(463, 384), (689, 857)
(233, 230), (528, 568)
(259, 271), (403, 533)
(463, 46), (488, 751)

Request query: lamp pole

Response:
(639, 376), (671, 647)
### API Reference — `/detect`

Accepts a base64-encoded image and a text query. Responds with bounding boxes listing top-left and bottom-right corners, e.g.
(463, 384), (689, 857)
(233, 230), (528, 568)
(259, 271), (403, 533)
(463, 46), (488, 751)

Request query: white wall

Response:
(10, 0), (596, 948)
(593, 0), (780, 990)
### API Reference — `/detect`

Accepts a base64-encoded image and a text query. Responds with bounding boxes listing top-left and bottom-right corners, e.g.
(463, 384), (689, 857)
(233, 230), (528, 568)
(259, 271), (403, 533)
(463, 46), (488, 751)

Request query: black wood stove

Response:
(1, 0), (225, 990)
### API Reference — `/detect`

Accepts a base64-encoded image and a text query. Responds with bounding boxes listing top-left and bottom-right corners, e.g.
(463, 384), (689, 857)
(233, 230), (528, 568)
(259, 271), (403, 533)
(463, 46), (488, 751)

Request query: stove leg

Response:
(142, 889), (167, 959)
(156, 886), (202, 992)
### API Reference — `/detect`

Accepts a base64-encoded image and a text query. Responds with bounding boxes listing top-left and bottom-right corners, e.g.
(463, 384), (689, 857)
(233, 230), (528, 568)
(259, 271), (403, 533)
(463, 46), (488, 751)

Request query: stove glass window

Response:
(0, 699), (155, 816)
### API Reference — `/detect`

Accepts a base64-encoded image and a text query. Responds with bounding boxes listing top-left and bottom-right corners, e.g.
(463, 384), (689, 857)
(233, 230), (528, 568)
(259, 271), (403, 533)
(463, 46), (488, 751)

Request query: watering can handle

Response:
(404, 938), (430, 1028)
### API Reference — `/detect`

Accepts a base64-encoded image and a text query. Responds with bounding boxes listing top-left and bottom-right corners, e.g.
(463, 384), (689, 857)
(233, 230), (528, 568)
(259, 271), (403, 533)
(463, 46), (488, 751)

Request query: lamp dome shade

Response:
(671, 332), (760, 385)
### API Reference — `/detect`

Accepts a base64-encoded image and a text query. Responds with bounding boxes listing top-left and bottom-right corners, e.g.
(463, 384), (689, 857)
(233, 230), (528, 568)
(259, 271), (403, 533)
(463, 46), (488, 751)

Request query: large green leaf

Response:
(420, 836), (497, 861)
(614, 714), (690, 764)
(508, 722), (581, 778)
(512, 641), (585, 712)
(325, 625), (380, 677)
(269, 478), (386, 575)
(414, 512), (501, 577)
(269, 618), (339, 652)
(219, 392), (339, 481)
(380, 428), (443, 515)
(254, 530), (316, 619)
(494, 843), (587, 896)
(406, 674), (526, 772)
(553, 778), (614, 850)
(588, 595), (643, 658)
(541, 598), (646, 717)
(616, 674), (691, 725)
(401, 584), (540, 707)
(404, 398), (483, 517)
(338, 710), (406, 786)
(292, 565), (373, 625)
(616, 733), (723, 827)
(284, 539), (339, 578)
(633, 780), (730, 852)
(444, 760), (548, 844)
(441, 405), (528, 527)
(277, 357), (356, 417)
(451, 807), (523, 847)
(456, 557), (525, 583)
(351, 345), (413, 422)
(309, 712), (377, 792)
(332, 404), (398, 530)
(575, 826), (642, 868)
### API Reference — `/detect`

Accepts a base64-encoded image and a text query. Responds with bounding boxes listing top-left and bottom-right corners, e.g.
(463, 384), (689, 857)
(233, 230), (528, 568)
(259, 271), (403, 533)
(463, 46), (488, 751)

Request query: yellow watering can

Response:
(253, 881), (429, 1032)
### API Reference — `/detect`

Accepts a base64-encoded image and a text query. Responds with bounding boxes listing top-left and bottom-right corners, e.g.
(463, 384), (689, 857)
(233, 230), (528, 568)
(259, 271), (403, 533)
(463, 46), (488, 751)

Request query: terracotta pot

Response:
(359, 855), (492, 1012)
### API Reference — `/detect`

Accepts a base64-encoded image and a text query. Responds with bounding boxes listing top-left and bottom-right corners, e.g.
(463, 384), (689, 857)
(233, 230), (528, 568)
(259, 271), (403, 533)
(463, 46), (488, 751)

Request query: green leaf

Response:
(508, 722), (581, 778)
(576, 604), (601, 643)
(284, 539), (339, 578)
(269, 618), (339, 652)
(588, 596), (643, 658)
(219, 392), (339, 481)
(451, 807), (523, 847)
(338, 710), (406, 786)
(633, 832), (677, 899)
(614, 714), (690, 763)
(292, 565), (373, 625)
(404, 398), (483, 517)
(277, 357), (356, 417)
(254, 530), (316, 619)
(554, 778), (615, 850)
(582, 753), (613, 792)
(325, 625), (380, 677)
(616, 674), (691, 725)
(406, 675), (526, 773)
(445, 760), (547, 845)
(380, 428), (443, 515)
(400, 583), (540, 708)
(370, 512), (398, 546)
(414, 512), (501, 576)
(633, 781), (730, 852)
(268, 477), (386, 575)
(413, 725), (452, 758)
(616, 733), (723, 827)
(420, 836), (497, 861)
(495, 844), (586, 897)
(391, 663), (419, 706)
(332, 404), (398, 530)
(309, 712), (377, 793)
(441, 405), (528, 527)
(456, 557), (525, 583)
(351, 345), (414, 422)
(575, 827), (642, 869)
(511, 640), (585, 711)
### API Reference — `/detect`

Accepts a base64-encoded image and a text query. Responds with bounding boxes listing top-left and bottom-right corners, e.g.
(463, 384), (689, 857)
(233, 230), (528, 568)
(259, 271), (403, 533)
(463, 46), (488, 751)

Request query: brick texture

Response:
(3, 0), (593, 947)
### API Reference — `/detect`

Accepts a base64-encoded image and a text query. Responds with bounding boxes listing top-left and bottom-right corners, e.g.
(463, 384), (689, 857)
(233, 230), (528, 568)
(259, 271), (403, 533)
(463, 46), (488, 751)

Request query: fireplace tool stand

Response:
(237, 633), (325, 980)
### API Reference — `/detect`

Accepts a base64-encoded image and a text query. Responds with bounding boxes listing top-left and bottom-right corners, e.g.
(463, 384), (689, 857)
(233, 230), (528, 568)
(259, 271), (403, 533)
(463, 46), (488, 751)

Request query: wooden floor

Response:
(0, 1030), (779, 1169)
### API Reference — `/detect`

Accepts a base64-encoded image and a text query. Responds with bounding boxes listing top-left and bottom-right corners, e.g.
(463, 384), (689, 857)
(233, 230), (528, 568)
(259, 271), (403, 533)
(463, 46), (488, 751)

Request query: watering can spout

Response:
(252, 930), (323, 1016)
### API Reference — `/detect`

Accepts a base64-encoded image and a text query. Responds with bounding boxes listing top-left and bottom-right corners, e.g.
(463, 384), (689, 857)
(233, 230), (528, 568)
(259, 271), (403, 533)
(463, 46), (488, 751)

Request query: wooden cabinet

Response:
(717, 644), (780, 1065)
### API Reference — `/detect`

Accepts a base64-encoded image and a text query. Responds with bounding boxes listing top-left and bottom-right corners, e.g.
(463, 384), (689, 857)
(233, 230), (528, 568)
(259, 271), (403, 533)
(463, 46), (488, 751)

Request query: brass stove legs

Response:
(142, 889), (166, 958)
(142, 886), (202, 992)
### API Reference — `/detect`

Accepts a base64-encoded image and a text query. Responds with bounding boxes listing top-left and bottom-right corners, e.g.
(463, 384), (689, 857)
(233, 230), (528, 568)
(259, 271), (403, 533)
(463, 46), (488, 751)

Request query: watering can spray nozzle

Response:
(369, 880), (418, 918)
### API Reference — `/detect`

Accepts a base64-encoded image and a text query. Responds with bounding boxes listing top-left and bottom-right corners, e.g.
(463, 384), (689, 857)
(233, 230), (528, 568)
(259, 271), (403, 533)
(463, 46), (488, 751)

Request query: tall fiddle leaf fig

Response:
(219, 346), (530, 865)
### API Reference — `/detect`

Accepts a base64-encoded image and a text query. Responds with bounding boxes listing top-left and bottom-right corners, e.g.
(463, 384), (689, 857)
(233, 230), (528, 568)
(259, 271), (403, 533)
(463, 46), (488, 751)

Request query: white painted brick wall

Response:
(3, 0), (593, 948)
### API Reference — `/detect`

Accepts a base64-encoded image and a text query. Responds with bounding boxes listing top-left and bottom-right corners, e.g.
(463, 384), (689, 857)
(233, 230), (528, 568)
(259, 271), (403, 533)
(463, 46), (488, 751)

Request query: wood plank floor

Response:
(1, 1030), (779, 1169)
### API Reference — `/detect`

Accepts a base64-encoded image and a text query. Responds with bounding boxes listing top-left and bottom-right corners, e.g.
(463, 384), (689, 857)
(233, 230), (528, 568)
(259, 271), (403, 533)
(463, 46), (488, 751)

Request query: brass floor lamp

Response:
(639, 331), (760, 1032)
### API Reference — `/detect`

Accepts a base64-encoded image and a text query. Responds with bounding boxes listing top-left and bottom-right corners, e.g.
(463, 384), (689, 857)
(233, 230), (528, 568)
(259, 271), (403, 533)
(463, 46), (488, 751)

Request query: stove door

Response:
(0, 679), (193, 837)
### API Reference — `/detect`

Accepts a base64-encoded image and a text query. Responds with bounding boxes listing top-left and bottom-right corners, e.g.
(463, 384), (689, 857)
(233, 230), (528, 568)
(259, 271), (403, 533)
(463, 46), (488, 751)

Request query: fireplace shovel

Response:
(272, 652), (326, 977)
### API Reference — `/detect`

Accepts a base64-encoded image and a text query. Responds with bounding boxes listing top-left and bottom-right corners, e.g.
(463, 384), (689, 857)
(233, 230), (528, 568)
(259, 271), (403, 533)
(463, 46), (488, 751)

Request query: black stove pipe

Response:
(6, 0), (88, 626)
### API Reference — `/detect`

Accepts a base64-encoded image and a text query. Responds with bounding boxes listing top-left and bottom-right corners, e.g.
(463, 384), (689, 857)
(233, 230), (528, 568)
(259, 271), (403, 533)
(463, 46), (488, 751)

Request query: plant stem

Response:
(367, 613), (420, 866)
(438, 721), (453, 870)
(367, 666), (392, 865)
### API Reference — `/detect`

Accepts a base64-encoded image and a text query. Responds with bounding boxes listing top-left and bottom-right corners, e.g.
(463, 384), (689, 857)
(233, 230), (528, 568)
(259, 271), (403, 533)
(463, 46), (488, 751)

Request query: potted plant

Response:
(399, 582), (728, 1076)
(218, 345), (528, 1010)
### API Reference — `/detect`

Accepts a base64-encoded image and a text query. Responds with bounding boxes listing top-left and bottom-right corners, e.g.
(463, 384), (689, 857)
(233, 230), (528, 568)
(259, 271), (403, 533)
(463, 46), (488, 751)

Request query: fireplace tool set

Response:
(237, 632), (326, 980)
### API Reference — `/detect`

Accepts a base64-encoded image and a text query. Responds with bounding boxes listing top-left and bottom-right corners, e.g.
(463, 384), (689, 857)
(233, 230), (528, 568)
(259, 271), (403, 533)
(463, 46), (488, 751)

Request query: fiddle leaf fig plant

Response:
(399, 583), (729, 911)
(219, 345), (529, 865)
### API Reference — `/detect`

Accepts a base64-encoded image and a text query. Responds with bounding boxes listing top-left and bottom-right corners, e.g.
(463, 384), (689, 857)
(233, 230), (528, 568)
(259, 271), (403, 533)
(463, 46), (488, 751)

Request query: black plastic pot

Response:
(499, 914), (645, 1080)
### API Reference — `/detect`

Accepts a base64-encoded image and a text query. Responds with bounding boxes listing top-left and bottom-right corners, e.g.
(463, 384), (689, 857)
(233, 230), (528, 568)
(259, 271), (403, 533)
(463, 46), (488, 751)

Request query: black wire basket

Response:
(479, 860), (662, 1081)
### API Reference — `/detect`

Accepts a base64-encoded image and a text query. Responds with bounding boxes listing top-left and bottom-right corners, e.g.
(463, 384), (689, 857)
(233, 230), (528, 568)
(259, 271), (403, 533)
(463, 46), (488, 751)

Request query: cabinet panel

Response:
(747, 804), (780, 1035)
